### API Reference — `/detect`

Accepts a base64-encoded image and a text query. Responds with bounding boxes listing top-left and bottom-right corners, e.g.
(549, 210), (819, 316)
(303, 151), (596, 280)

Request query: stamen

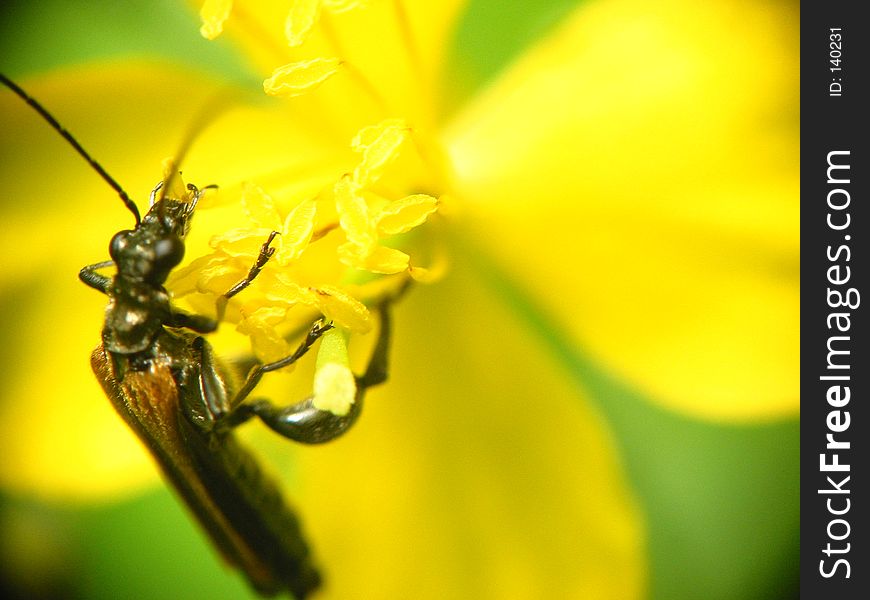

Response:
(309, 285), (372, 332)
(200, 0), (233, 39)
(408, 127), (453, 194)
(391, 0), (424, 88)
(277, 198), (318, 265)
(264, 58), (344, 98)
(318, 11), (391, 114)
(232, 4), (297, 66)
(311, 222), (340, 243)
(351, 119), (410, 186)
(322, 0), (365, 13)
(189, 0), (453, 354)
(237, 306), (295, 362)
(285, 0), (322, 47)
(376, 194), (439, 235)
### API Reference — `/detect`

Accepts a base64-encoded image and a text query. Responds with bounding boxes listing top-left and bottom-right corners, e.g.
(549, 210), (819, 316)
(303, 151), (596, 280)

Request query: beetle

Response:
(2, 73), (393, 598)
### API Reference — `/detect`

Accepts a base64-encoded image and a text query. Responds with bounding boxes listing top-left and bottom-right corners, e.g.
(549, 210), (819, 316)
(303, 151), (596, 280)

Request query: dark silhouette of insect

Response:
(2, 73), (393, 598)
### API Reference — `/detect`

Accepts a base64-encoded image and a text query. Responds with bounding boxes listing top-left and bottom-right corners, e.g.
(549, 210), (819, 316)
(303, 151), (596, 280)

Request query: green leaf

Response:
(584, 372), (799, 600)
(75, 489), (257, 600)
(464, 239), (799, 600)
(0, 0), (253, 83)
(445, 0), (584, 108)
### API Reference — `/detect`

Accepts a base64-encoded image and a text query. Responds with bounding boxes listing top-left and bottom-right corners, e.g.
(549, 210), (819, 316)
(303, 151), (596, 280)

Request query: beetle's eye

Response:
(154, 235), (185, 270)
(146, 235), (185, 285)
(109, 230), (132, 260)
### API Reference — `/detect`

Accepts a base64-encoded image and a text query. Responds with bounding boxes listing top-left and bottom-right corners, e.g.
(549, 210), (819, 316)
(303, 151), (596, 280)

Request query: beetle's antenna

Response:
(1, 73), (141, 226)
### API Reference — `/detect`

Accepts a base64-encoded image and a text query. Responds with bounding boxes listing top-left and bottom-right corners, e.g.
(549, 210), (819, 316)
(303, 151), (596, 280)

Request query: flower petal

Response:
(0, 64), (229, 499)
(445, 0), (799, 420)
(294, 261), (645, 597)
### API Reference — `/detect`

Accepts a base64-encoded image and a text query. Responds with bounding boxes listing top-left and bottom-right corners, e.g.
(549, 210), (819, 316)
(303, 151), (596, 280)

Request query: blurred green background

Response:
(1, 1), (798, 599)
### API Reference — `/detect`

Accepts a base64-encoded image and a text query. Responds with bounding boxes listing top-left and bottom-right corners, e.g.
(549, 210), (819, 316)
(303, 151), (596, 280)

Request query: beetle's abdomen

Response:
(91, 345), (322, 598)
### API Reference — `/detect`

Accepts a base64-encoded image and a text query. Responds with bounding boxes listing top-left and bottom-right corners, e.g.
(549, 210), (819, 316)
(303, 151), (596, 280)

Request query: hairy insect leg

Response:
(149, 181), (165, 205)
(79, 260), (116, 293)
(179, 319), (328, 433)
(357, 302), (391, 389)
(169, 311), (218, 334)
(234, 304), (392, 444)
(170, 230), (280, 335)
(225, 320), (334, 422)
(179, 232), (310, 432)
(215, 231), (280, 322)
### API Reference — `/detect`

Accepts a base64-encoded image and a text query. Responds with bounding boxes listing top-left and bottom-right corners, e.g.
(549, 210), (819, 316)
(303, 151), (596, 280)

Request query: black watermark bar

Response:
(802, 2), (868, 598)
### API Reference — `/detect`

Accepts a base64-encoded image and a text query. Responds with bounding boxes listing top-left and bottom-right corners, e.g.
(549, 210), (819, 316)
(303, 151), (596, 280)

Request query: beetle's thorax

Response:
(102, 197), (193, 355)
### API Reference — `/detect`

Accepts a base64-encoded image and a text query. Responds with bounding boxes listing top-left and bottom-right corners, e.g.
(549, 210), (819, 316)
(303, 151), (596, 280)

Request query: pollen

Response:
(285, 0), (322, 47)
(284, 0), (367, 47)
(377, 194), (439, 236)
(322, 0), (366, 14)
(199, 0), (233, 40)
(236, 306), (294, 362)
(188, 0), (450, 372)
(351, 119), (410, 186)
(264, 58), (343, 98)
(310, 285), (372, 333)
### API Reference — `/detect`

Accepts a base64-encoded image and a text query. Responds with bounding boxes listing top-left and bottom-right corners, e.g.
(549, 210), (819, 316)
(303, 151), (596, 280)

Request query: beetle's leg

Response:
(241, 395), (364, 444)
(226, 320), (333, 419)
(177, 336), (235, 432)
(231, 304), (392, 444)
(187, 182), (218, 214)
(79, 260), (115, 293)
(356, 302), (391, 389)
(167, 231), (279, 335)
(177, 229), (285, 425)
(149, 181), (164, 205)
(169, 311), (218, 334)
(216, 231), (280, 322)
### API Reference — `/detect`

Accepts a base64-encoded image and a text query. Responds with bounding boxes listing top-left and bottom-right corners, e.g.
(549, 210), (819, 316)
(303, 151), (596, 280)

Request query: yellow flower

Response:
(0, 0), (797, 598)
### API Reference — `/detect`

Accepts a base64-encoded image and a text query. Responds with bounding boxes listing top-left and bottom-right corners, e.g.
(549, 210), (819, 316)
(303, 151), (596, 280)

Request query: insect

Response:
(2, 73), (393, 598)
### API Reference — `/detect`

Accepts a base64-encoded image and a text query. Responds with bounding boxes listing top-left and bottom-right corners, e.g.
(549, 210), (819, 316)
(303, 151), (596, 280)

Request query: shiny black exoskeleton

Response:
(78, 182), (392, 598)
(4, 72), (391, 599)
